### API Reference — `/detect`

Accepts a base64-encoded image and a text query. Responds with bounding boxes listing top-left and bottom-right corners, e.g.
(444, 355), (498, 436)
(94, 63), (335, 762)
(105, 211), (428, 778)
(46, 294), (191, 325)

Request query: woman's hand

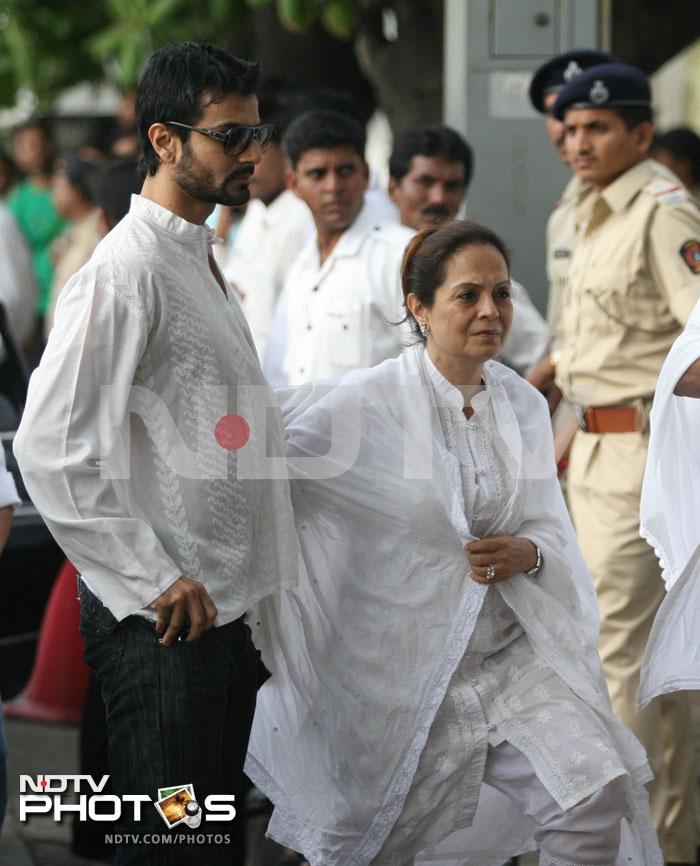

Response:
(465, 535), (538, 584)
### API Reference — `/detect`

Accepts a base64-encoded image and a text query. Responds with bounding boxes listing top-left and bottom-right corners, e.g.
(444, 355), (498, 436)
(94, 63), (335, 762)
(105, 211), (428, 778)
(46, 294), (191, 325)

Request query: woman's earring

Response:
(419, 321), (429, 338)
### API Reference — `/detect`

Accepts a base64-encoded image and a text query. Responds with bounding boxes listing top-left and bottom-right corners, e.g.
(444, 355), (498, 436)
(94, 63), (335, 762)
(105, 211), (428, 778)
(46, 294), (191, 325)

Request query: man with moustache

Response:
(551, 62), (700, 865)
(14, 42), (297, 865)
(269, 109), (414, 387)
(388, 124), (549, 376)
(388, 124), (473, 231)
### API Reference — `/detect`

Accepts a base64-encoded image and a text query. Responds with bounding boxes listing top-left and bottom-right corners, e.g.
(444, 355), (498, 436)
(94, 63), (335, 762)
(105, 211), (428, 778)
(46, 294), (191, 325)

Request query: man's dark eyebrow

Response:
(566, 119), (608, 130)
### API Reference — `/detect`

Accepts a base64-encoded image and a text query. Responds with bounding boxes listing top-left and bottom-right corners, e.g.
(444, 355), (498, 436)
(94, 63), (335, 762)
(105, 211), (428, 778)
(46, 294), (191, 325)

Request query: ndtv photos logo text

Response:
(19, 775), (236, 826)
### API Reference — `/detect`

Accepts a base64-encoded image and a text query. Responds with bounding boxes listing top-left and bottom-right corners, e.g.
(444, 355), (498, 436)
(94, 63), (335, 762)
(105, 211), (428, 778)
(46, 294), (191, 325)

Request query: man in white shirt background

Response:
(265, 108), (413, 387)
(14, 41), (297, 865)
(388, 124), (550, 377)
(223, 78), (311, 359)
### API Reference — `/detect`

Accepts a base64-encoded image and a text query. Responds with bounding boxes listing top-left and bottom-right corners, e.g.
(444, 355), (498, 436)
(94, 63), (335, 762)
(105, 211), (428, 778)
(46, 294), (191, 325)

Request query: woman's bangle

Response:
(524, 544), (542, 577)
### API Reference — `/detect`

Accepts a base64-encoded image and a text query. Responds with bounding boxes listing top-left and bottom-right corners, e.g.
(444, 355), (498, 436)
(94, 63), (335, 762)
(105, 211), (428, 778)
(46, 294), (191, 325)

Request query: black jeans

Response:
(77, 579), (258, 865)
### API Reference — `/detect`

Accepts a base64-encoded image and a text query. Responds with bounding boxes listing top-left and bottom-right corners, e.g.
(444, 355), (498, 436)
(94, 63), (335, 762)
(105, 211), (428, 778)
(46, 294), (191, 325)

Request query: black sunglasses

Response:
(165, 121), (276, 156)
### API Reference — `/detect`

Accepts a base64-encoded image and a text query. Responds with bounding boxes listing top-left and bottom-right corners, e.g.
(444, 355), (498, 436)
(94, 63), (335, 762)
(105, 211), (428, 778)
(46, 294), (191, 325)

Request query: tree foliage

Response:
(0, 0), (697, 128)
(0, 0), (363, 107)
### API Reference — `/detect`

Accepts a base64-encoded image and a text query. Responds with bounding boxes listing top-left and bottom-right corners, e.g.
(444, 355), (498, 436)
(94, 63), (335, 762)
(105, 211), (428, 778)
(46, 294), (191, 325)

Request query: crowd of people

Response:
(1, 37), (700, 866)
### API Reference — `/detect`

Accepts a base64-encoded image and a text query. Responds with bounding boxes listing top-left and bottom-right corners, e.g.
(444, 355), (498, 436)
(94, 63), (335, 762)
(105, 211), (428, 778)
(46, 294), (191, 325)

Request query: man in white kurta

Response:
(264, 108), (414, 387)
(14, 42), (297, 866)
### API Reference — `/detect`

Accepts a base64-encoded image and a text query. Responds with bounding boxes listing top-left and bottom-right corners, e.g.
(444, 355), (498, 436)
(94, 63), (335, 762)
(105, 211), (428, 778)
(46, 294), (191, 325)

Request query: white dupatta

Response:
(247, 345), (659, 866)
(639, 299), (700, 709)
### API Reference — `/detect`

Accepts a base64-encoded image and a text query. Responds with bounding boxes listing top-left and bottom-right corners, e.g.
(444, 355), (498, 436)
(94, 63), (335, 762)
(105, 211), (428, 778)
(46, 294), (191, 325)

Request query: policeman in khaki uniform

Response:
(528, 49), (615, 370)
(552, 63), (700, 865)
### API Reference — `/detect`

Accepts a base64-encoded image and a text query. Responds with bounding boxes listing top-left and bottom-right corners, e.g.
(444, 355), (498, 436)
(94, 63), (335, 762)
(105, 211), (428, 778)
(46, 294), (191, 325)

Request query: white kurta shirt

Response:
(274, 202), (414, 387)
(0, 202), (37, 361)
(224, 190), (312, 358)
(14, 195), (298, 623)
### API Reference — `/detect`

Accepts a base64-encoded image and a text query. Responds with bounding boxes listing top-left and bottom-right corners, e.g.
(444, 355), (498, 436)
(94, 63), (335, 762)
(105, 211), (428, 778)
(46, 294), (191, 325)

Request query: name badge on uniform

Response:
(553, 248), (571, 259)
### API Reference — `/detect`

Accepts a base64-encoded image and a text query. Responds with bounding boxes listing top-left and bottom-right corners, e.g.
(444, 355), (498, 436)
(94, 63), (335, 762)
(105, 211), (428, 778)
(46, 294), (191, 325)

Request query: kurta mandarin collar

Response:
(130, 193), (220, 248)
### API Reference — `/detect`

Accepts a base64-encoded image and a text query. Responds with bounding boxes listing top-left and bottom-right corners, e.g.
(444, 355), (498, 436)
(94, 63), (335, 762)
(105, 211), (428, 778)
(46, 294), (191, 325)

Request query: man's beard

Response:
(174, 144), (253, 207)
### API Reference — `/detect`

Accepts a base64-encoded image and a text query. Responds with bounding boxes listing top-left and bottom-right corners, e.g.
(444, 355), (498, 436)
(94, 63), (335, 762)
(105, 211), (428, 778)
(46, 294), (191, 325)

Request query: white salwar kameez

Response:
(247, 345), (661, 866)
(373, 358), (632, 866)
(639, 298), (700, 708)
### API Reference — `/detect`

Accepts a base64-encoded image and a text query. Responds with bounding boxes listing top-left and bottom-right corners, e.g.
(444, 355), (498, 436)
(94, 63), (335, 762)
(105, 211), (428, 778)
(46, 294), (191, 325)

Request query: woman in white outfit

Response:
(247, 221), (661, 866)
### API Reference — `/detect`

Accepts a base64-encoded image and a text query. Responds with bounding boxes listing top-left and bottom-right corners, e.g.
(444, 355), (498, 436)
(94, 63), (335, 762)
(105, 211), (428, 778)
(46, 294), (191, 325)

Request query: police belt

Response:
(575, 405), (644, 433)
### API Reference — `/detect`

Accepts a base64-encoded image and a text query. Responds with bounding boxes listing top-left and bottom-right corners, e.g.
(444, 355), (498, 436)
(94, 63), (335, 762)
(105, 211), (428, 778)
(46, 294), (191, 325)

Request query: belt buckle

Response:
(575, 404), (589, 432)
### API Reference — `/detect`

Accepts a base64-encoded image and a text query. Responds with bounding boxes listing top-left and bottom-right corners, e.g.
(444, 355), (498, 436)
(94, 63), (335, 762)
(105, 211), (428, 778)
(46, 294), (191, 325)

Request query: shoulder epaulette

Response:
(645, 178), (688, 206)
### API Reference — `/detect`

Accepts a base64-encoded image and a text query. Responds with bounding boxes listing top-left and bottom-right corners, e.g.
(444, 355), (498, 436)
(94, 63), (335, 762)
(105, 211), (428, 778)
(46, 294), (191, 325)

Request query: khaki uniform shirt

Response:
(546, 174), (592, 352)
(556, 159), (700, 408)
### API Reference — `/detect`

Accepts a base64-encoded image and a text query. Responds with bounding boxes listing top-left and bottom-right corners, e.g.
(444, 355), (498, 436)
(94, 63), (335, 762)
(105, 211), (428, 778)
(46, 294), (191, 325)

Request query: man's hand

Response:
(149, 576), (218, 646)
(465, 535), (538, 585)
(527, 357), (563, 415)
(526, 357), (556, 392)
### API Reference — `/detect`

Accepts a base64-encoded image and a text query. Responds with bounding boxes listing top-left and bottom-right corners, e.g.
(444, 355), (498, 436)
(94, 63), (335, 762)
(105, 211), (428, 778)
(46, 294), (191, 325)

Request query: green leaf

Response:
(2, 16), (33, 92)
(320, 0), (356, 38)
(116, 31), (146, 87)
(276, 0), (317, 32)
(245, 0), (271, 8)
(88, 23), (130, 59)
(208, 0), (248, 29)
(148, 0), (186, 27)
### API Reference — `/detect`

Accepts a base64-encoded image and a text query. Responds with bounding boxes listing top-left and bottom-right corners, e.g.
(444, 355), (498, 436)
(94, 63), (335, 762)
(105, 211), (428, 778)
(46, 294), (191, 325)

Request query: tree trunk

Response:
(355, 0), (444, 132)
